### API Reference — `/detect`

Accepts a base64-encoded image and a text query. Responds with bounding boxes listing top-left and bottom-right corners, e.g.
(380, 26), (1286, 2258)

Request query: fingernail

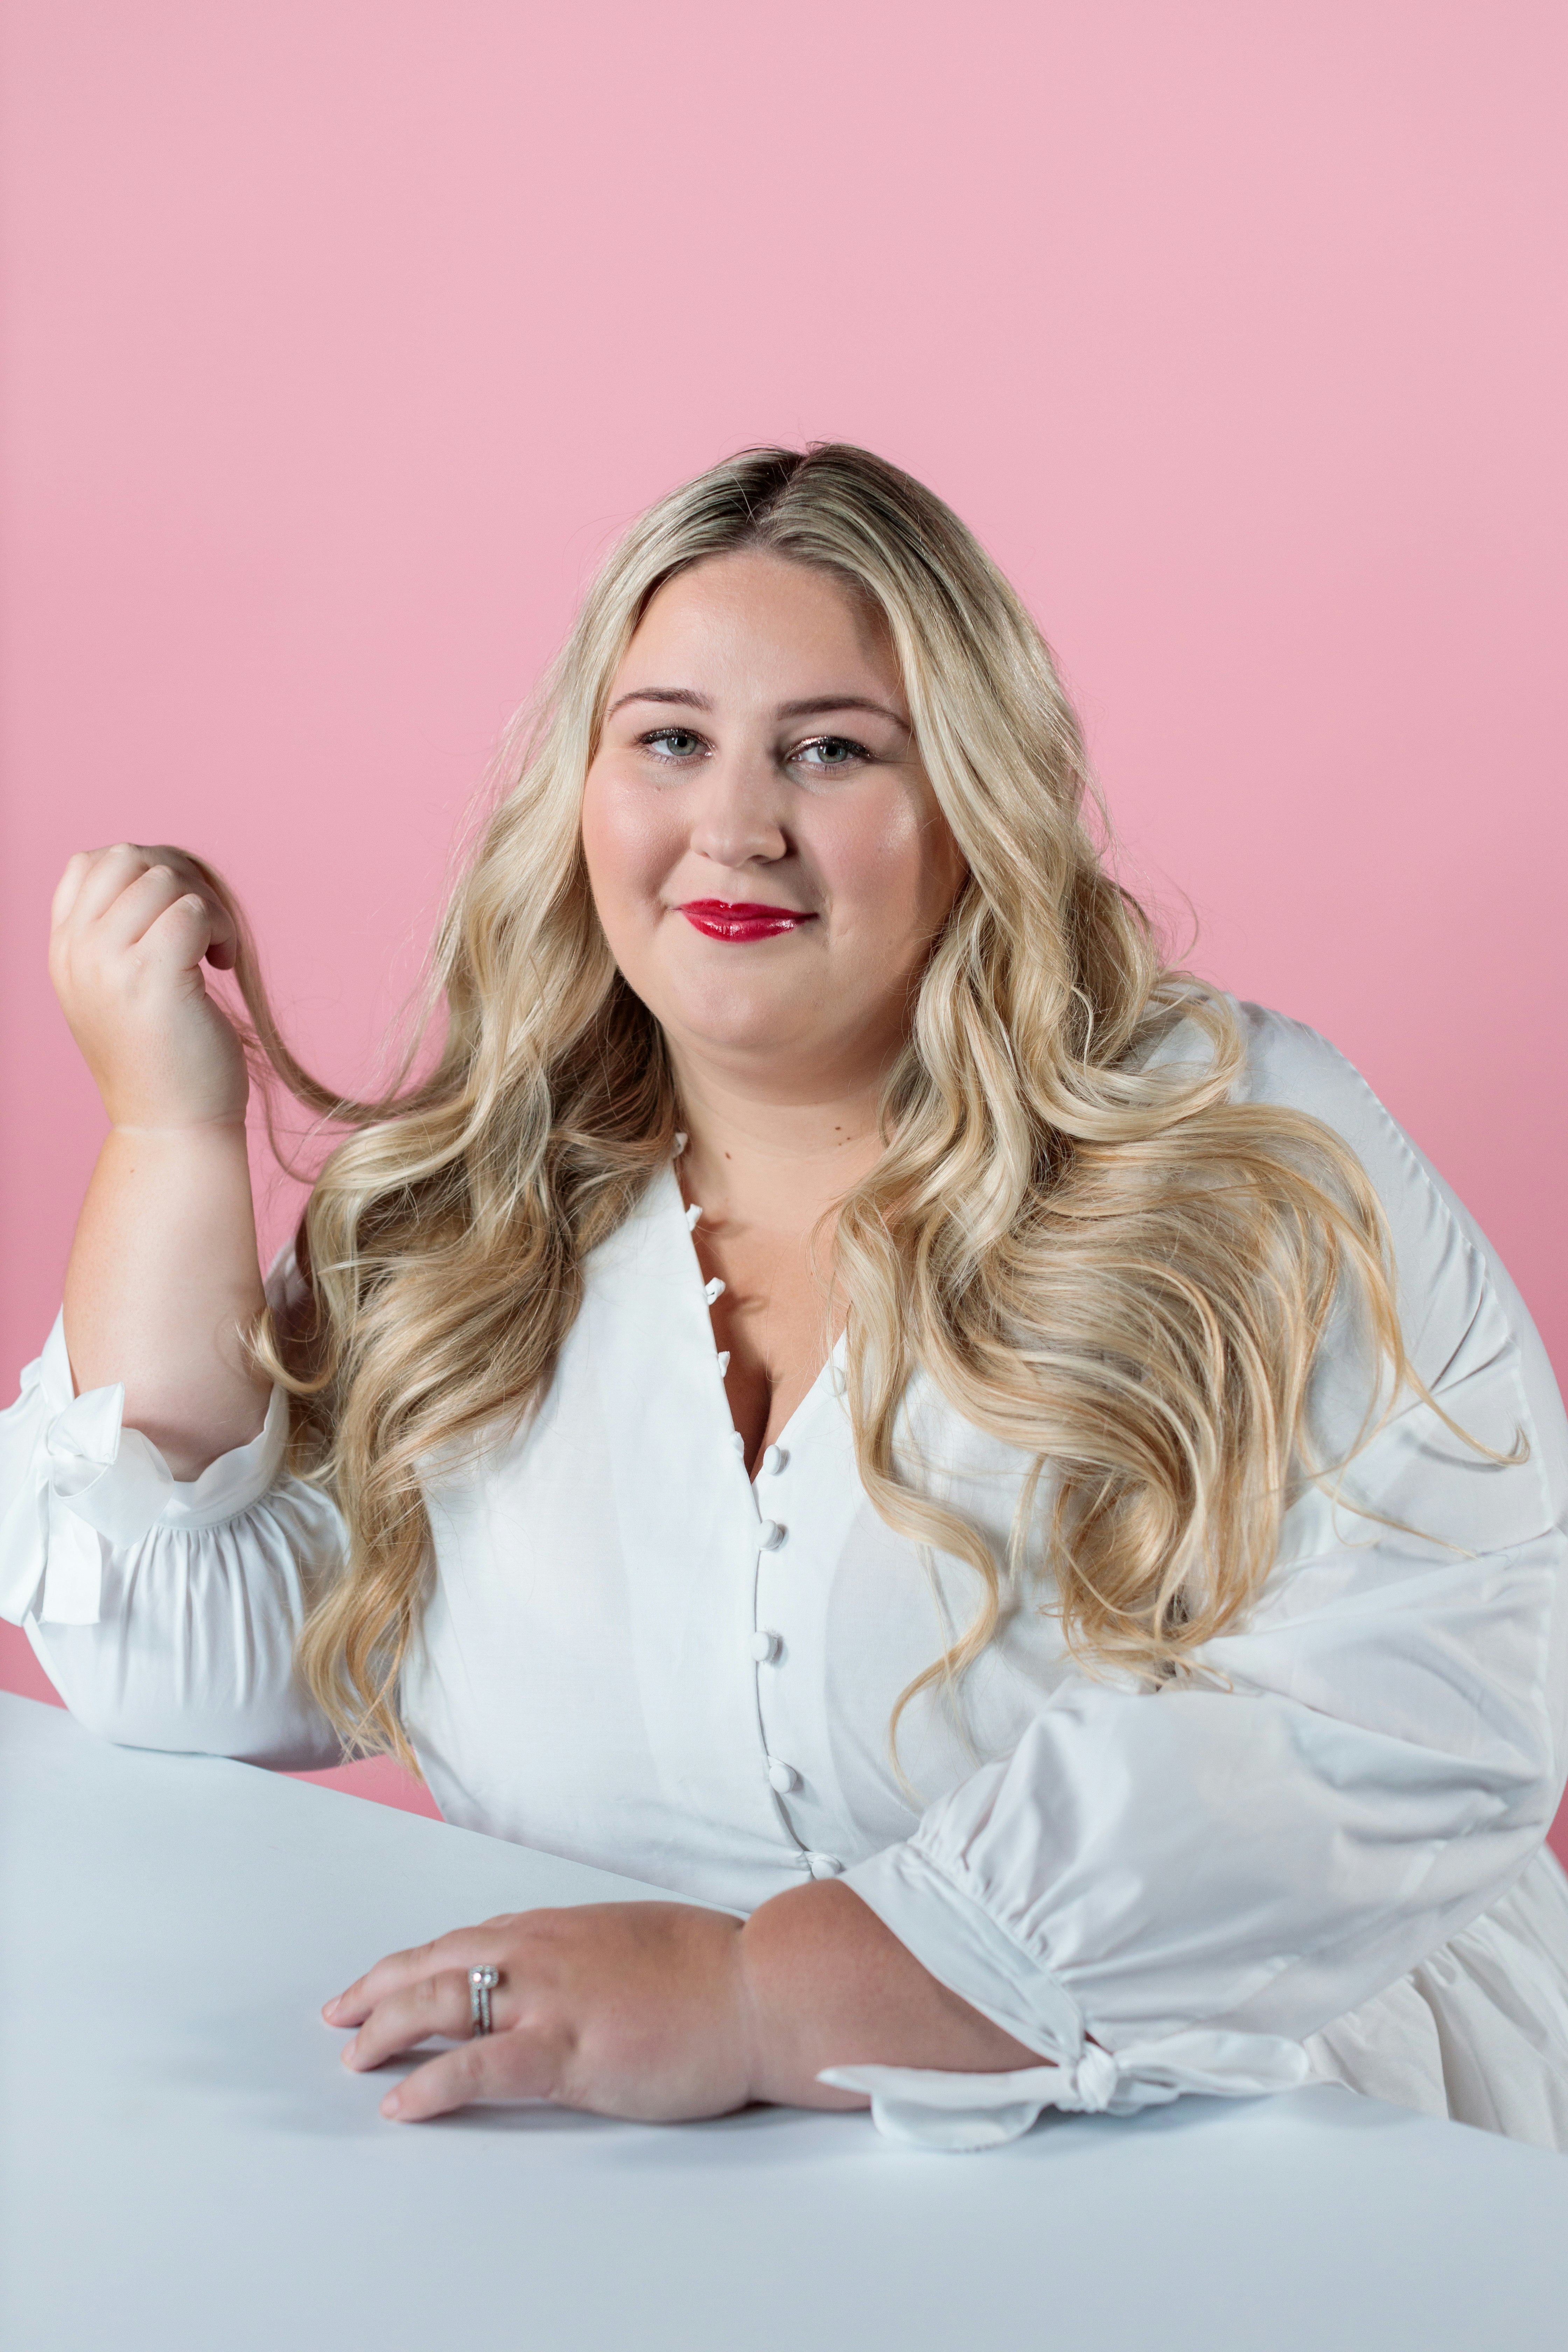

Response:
(381, 2090), (403, 2119)
(341, 2037), (359, 2066)
(322, 1997), (341, 2021)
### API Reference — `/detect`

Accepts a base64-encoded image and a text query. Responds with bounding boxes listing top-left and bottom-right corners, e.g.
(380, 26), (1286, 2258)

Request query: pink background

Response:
(2, 4), (1564, 1853)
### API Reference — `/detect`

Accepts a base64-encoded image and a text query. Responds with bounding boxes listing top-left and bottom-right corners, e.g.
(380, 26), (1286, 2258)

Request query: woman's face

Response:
(581, 551), (967, 1098)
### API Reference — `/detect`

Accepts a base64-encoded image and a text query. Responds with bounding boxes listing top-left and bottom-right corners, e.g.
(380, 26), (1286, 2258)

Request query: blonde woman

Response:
(5, 445), (1567, 2150)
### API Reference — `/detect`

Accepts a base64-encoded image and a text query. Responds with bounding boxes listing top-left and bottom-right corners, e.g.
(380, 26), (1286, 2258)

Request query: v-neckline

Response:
(653, 1162), (848, 1482)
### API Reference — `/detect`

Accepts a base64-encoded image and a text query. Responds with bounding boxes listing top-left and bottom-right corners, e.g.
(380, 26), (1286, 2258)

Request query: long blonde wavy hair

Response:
(216, 442), (1499, 1768)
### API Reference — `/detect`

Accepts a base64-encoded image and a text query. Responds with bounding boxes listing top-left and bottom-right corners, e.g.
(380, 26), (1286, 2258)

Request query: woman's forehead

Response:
(620, 552), (901, 707)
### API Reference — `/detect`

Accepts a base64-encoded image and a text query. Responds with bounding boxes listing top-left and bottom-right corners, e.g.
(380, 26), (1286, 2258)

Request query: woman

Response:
(4, 444), (1566, 2151)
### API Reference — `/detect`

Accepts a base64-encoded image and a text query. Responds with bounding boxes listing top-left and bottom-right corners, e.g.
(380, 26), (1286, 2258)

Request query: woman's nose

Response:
(687, 752), (789, 869)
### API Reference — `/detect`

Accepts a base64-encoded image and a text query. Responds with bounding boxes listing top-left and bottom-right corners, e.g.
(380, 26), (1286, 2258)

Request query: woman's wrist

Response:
(732, 1886), (868, 2109)
(734, 1878), (1043, 2107)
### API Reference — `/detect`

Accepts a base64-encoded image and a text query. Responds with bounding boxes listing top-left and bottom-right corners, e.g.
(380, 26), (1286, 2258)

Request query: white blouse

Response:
(5, 1000), (1568, 2151)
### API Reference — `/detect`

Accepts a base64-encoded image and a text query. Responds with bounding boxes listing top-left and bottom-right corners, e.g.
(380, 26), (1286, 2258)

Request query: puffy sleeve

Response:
(0, 1247), (346, 1769)
(827, 1005), (1568, 2147)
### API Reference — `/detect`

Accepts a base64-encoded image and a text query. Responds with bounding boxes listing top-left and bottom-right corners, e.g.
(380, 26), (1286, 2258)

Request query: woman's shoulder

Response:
(1165, 998), (1565, 1426)
(1138, 994), (1492, 1341)
(1139, 993), (1418, 1174)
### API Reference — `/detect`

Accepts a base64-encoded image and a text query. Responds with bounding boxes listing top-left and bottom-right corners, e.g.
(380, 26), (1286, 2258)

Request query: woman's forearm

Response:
(739, 1880), (1040, 2103)
(50, 844), (273, 1479)
(62, 1122), (270, 1479)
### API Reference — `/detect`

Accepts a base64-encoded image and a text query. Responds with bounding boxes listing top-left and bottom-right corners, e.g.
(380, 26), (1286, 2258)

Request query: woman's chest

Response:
(691, 1213), (844, 1468)
(398, 1175), (1074, 1905)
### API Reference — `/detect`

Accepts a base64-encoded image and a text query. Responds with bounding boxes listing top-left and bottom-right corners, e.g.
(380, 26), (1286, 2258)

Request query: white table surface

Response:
(2, 1691), (1565, 2352)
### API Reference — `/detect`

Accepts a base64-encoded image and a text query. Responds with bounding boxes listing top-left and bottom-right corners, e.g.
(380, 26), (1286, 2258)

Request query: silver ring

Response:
(469, 1963), (500, 2037)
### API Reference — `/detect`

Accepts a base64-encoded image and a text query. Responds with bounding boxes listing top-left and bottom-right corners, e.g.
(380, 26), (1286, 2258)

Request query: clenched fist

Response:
(50, 843), (249, 1130)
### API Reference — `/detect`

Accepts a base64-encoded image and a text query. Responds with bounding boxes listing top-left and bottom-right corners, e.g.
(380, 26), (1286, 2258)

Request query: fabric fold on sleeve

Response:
(0, 1310), (289, 1629)
(833, 1839), (1318, 2147)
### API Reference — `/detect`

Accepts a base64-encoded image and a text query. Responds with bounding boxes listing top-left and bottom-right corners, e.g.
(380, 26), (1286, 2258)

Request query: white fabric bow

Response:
(819, 2028), (1316, 2150)
(0, 1351), (175, 1626)
(0, 1323), (287, 1629)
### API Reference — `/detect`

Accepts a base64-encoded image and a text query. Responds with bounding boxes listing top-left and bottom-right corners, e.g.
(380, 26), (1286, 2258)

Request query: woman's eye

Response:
(640, 727), (705, 760)
(793, 735), (868, 770)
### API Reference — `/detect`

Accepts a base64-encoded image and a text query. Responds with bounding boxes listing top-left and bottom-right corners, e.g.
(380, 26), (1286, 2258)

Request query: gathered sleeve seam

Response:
(902, 1700), (1558, 2054)
(2, 1319), (303, 1626)
(844, 1834), (1089, 2062)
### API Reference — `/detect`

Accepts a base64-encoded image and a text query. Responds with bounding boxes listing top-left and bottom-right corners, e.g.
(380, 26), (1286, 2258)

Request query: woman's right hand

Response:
(49, 844), (250, 1130)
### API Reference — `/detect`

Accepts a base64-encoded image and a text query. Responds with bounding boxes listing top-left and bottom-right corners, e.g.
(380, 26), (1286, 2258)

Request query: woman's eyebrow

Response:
(777, 695), (909, 728)
(606, 687), (714, 717)
(605, 687), (910, 729)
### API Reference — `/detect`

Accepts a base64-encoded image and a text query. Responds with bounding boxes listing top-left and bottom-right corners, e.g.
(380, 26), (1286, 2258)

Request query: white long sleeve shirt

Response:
(5, 1001), (1568, 2150)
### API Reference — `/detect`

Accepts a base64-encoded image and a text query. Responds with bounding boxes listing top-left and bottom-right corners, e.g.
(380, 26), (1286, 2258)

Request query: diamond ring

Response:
(468, 1963), (500, 2037)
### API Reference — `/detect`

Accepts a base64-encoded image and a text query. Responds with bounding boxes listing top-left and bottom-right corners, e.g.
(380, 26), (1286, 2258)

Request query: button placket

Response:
(750, 1483), (792, 1778)
(674, 1175), (840, 1881)
(680, 1184), (734, 1399)
(748, 1443), (839, 1874)
(683, 1184), (775, 1732)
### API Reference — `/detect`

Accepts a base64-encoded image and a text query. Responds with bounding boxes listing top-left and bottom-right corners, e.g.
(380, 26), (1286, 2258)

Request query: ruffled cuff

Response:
(834, 1839), (1315, 2149)
(818, 2032), (1317, 2151)
(0, 1312), (289, 1628)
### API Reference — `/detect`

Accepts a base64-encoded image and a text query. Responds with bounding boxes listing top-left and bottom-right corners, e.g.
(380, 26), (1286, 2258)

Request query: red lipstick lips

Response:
(678, 901), (817, 943)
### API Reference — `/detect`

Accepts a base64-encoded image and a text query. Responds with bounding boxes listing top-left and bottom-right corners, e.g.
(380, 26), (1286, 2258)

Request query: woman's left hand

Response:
(325, 1881), (1043, 2122)
(324, 1901), (766, 2123)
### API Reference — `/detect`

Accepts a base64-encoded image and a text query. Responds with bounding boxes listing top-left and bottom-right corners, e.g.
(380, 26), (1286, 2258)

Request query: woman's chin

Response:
(655, 989), (823, 1069)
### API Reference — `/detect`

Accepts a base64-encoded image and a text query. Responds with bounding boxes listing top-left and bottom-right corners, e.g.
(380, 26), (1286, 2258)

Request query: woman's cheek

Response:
(581, 769), (680, 930)
(814, 791), (939, 954)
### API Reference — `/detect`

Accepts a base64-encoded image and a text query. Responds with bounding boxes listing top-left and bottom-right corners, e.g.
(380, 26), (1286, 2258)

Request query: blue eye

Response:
(642, 728), (704, 760)
(794, 736), (868, 769)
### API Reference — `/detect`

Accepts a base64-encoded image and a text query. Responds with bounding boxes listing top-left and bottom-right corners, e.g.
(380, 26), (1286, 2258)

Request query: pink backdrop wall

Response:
(2, 4), (1565, 1850)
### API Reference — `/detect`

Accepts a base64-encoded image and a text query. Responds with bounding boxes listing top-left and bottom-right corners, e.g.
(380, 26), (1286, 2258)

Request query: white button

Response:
(686, 1202), (704, 1231)
(806, 1852), (843, 1879)
(730, 1431), (747, 1456)
(758, 1520), (786, 1550)
(761, 1444), (788, 1475)
(750, 1630), (781, 1663)
(716, 1351), (730, 1375)
(766, 1757), (799, 1795)
(704, 1276), (726, 1305)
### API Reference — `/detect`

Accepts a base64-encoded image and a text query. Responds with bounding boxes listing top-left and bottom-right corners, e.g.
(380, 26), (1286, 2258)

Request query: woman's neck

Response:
(669, 1055), (887, 1238)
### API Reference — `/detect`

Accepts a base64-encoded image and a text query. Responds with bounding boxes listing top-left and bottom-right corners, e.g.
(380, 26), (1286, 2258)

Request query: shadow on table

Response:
(150, 1986), (1434, 2159)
